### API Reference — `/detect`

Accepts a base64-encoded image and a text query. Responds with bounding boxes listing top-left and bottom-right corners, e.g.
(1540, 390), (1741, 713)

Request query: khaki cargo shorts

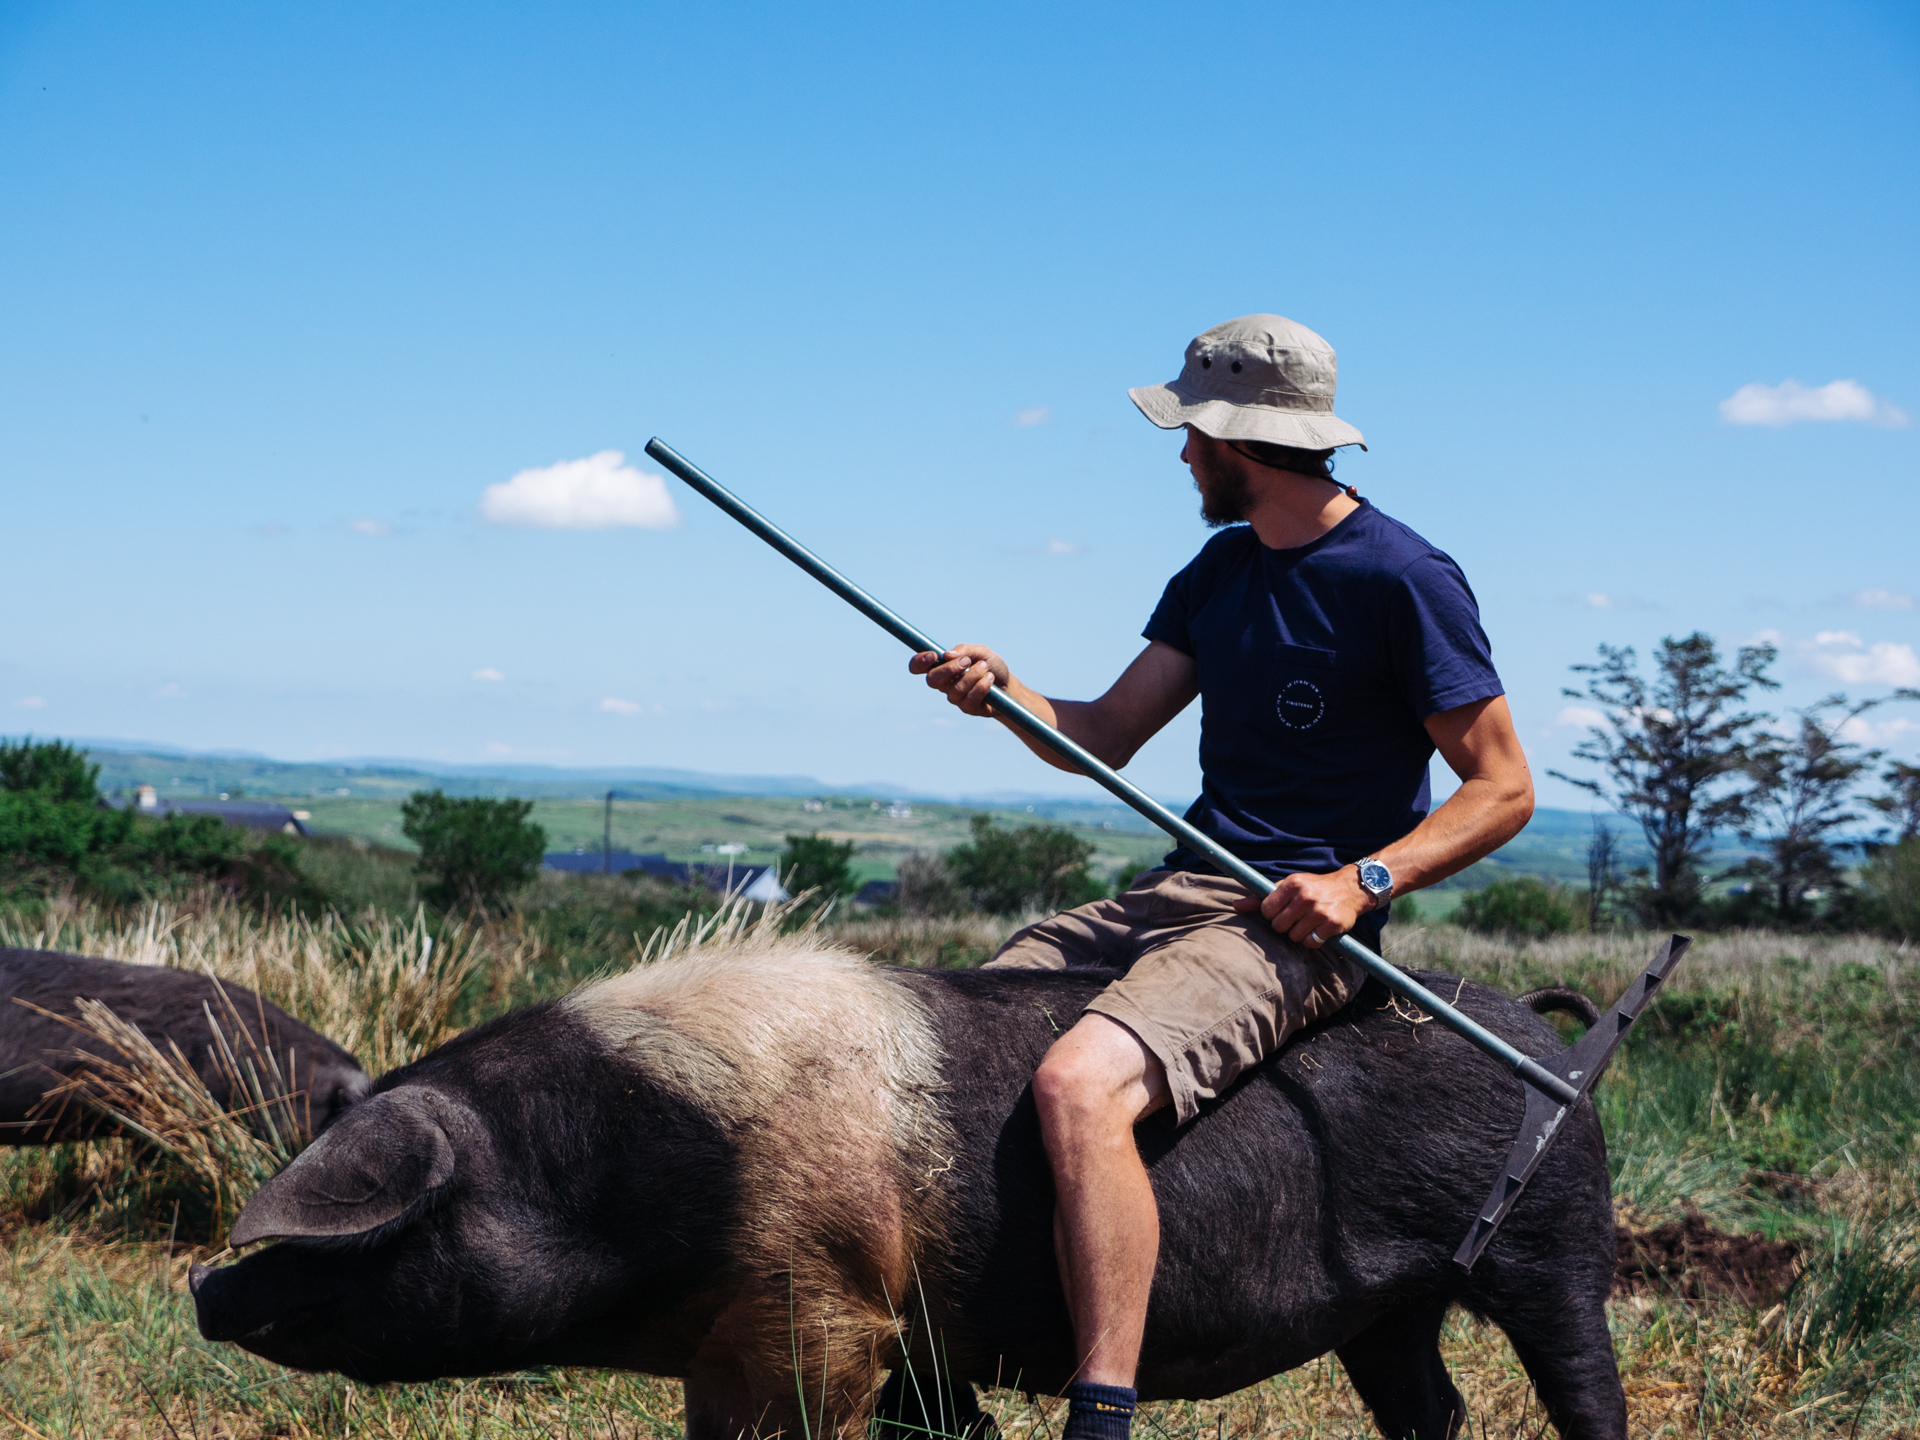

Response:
(984, 869), (1365, 1124)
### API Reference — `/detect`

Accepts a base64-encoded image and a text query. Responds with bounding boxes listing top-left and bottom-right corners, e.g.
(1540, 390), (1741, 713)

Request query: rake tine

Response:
(1453, 934), (1690, 1268)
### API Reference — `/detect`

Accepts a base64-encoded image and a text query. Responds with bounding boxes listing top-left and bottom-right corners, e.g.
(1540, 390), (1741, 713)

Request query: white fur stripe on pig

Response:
(563, 941), (954, 1437)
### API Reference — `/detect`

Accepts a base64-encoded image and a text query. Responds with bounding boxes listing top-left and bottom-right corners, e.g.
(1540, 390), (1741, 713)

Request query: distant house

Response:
(106, 789), (311, 836)
(544, 850), (790, 903)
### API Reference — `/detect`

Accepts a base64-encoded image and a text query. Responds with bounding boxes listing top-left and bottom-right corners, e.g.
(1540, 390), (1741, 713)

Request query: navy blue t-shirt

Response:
(1144, 502), (1503, 919)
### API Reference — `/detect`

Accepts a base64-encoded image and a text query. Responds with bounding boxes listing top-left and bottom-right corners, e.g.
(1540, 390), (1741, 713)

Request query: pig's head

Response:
(189, 1004), (736, 1382)
(304, 1049), (372, 1134)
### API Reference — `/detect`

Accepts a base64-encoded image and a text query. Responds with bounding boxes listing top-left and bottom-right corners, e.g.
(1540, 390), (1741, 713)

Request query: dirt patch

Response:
(1615, 1209), (1801, 1306)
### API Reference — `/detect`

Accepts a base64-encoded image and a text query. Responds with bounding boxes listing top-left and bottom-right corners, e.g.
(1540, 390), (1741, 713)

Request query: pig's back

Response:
(892, 965), (1611, 1399)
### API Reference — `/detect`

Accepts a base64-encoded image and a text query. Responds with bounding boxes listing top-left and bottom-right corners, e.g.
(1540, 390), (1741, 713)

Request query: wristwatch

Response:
(1355, 856), (1394, 910)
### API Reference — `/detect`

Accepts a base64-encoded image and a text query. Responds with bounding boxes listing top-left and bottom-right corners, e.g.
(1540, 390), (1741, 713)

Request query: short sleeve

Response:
(1143, 561), (1196, 655)
(1387, 553), (1505, 719)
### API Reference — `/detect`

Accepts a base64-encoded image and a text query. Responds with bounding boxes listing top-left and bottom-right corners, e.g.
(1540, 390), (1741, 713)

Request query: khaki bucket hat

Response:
(1129, 314), (1366, 451)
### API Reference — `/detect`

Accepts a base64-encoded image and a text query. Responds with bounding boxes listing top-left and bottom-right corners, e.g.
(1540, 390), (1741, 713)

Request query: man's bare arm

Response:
(1250, 695), (1535, 948)
(908, 640), (1198, 774)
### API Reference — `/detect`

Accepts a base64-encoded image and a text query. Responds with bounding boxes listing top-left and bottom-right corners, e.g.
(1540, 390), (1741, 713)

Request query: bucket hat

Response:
(1129, 314), (1366, 451)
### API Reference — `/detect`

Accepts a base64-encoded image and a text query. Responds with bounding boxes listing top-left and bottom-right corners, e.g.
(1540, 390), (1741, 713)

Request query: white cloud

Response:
(1719, 378), (1908, 428)
(348, 519), (392, 536)
(481, 451), (680, 530)
(1569, 592), (1652, 611)
(1045, 538), (1084, 556)
(1557, 705), (1606, 729)
(1840, 715), (1920, 745)
(14, 695), (47, 709)
(1854, 589), (1915, 612)
(1806, 632), (1920, 686)
(1011, 406), (1052, 428)
(472, 667), (506, 682)
(156, 682), (185, 699)
(600, 697), (662, 716)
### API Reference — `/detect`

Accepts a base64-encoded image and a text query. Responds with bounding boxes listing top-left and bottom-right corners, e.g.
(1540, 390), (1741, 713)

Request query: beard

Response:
(1190, 450), (1252, 527)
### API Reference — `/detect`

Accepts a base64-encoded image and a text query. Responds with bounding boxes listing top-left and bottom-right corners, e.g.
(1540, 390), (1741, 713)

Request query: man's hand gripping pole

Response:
(644, 437), (1686, 1268)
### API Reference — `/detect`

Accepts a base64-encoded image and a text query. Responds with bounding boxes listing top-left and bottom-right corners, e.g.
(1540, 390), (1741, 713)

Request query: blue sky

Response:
(2, 1), (1915, 808)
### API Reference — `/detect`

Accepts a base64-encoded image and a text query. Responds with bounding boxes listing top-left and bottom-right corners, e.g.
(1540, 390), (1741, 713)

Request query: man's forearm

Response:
(990, 680), (1123, 774)
(1374, 773), (1532, 896)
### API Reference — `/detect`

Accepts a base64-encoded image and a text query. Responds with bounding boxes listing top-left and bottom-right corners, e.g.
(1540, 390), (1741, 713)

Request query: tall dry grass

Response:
(2, 895), (541, 1240)
(2, 893), (537, 1075)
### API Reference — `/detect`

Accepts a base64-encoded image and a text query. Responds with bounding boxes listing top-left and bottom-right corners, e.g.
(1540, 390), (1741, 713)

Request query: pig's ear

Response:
(231, 1088), (458, 1246)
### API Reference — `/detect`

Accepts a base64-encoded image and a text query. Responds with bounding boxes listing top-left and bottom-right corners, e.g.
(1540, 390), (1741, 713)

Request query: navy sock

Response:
(1061, 1382), (1136, 1440)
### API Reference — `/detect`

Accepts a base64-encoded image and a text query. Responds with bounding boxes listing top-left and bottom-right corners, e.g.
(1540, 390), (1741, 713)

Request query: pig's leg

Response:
(873, 1368), (996, 1440)
(682, 1371), (781, 1440)
(1491, 1312), (1625, 1440)
(1333, 1298), (1464, 1440)
(685, 1293), (889, 1440)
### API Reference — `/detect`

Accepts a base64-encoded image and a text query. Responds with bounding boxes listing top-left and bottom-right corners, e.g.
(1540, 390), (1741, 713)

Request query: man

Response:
(909, 314), (1534, 1440)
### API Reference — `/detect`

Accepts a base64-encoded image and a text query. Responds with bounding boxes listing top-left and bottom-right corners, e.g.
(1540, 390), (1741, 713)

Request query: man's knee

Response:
(1032, 1046), (1103, 1129)
(1032, 1016), (1167, 1139)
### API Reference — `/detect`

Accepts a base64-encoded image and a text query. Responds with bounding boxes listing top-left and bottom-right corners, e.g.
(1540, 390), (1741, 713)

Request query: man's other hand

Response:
(910, 644), (1010, 717)
(1232, 867), (1369, 950)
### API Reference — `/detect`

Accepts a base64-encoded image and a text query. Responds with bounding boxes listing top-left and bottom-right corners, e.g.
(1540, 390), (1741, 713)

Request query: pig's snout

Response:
(189, 1258), (285, 1344)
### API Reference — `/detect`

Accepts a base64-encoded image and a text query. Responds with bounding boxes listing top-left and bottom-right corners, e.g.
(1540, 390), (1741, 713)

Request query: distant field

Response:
(291, 791), (1757, 893)
(295, 793), (1172, 885)
(75, 741), (1766, 891)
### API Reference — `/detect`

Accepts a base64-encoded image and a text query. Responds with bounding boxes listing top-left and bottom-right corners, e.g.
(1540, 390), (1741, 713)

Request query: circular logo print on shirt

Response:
(1277, 679), (1324, 730)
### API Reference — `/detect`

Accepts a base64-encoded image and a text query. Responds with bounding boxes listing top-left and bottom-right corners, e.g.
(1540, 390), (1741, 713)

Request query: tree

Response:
(1870, 760), (1920, 844)
(1584, 819), (1616, 932)
(1734, 695), (1881, 925)
(1862, 689), (1920, 845)
(945, 814), (1104, 915)
(400, 790), (547, 914)
(1550, 633), (1778, 925)
(780, 833), (858, 901)
(0, 737), (99, 803)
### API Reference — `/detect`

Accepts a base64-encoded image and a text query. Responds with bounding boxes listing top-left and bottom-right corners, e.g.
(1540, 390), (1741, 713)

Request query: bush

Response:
(1455, 877), (1581, 939)
(1862, 838), (1920, 940)
(0, 742), (317, 908)
(400, 790), (546, 914)
(779, 832), (858, 901)
(894, 850), (967, 917)
(0, 737), (100, 804)
(946, 814), (1105, 916)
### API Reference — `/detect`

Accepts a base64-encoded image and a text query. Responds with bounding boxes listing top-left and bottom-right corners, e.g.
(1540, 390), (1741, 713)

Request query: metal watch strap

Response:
(1356, 855), (1393, 909)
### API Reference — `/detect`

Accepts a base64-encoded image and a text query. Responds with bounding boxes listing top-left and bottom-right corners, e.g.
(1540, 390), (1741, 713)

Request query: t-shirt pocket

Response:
(1270, 642), (1340, 734)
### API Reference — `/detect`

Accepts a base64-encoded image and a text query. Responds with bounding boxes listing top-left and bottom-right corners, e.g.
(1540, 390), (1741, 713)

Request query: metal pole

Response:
(645, 438), (1578, 1106)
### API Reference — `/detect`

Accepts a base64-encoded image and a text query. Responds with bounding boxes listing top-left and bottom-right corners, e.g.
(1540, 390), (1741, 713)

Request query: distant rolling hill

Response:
(55, 737), (1753, 891)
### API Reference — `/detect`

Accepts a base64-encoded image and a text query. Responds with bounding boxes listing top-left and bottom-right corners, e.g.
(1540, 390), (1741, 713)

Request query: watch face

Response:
(1358, 859), (1392, 894)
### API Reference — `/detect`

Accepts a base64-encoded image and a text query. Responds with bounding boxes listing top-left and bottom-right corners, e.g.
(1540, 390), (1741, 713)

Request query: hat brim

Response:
(1128, 383), (1366, 452)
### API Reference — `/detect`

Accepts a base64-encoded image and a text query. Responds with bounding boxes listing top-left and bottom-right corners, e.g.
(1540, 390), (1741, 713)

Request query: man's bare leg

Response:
(1031, 1013), (1172, 1390)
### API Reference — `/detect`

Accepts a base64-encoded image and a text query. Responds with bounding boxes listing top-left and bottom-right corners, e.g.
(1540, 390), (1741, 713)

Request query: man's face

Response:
(1181, 427), (1252, 527)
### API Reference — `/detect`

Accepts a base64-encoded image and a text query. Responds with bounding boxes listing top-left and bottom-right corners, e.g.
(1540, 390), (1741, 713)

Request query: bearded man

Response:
(909, 314), (1534, 1440)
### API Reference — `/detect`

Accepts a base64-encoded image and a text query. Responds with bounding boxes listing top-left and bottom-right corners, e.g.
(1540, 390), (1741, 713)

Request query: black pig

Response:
(191, 942), (1624, 1439)
(2, 948), (370, 1143)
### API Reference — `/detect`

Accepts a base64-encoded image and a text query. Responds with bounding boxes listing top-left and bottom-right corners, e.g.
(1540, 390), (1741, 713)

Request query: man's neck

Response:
(1242, 468), (1360, 550)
